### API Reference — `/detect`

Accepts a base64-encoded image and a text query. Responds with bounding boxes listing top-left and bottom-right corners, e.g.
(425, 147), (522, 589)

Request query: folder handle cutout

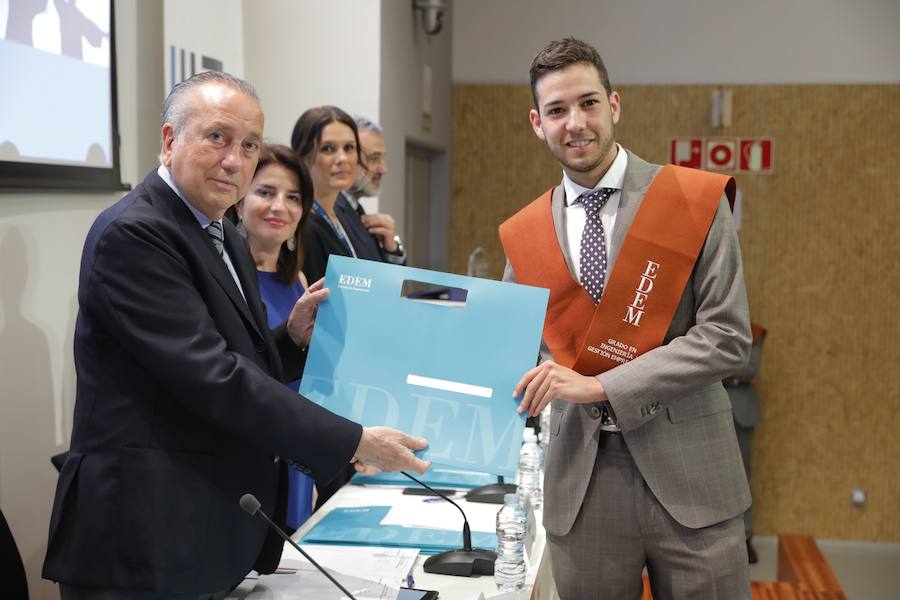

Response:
(401, 279), (468, 307)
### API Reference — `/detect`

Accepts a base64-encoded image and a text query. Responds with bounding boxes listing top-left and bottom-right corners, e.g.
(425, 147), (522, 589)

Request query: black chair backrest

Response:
(0, 507), (29, 599)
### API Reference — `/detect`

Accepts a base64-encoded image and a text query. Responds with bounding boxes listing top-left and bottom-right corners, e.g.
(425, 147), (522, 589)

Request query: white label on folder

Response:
(406, 374), (494, 398)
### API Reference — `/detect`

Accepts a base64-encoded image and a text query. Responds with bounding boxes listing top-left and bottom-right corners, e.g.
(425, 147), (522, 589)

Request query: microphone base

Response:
(423, 547), (497, 577)
(465, 482), (517, 504)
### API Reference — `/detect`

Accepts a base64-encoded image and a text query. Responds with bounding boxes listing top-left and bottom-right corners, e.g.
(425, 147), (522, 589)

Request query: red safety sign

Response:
(670, 138), (703, 169)
(706, 139), (736, 171)
(739, 139), (774, 173)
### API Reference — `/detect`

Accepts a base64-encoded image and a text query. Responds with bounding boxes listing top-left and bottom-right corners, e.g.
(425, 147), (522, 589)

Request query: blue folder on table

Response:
(299, 256), (549, 478)
(300, 506), (497, 555)
(352, 467), (497, 489)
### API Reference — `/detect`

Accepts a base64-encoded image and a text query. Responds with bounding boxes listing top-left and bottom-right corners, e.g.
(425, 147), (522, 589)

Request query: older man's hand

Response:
(360, 212), (398, 252)
(286, 278), (329, 347)
(352, 426), (430, 474)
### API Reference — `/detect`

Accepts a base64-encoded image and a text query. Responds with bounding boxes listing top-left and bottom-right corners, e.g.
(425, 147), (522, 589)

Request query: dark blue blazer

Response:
(42, 170), (361, 594)
(335, 193), (389, 262)
(301, 193), (400, 283)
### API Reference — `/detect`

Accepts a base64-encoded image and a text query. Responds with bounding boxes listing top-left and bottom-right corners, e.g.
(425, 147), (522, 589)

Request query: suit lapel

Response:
(608, 151), (658, 274)
(222, 220), (269, 338)
(551, 151), (660, 286)
(550, 185), (578, 275)
(147, 173), (264, 339)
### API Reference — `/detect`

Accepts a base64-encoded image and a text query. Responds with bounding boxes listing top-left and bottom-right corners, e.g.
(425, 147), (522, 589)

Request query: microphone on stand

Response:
(239, 493), (357, 600)
(401, 472), (497, 577)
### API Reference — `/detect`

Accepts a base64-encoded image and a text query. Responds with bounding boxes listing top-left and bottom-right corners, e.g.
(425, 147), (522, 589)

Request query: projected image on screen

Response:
(0, 0), (111, 169)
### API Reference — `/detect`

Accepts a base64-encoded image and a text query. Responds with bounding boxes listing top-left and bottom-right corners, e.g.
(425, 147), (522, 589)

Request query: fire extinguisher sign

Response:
(739, 139), (774, 173)
(668, 138), (774, 174)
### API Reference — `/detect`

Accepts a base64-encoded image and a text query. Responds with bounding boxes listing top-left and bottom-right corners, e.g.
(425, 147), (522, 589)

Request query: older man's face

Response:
(162, 84), (264, 219)
(353, 129), (388, 196)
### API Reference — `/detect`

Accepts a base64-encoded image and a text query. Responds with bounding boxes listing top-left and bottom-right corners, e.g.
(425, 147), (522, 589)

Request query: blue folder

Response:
(352, 467), (497, 489)
(300, 506), (497, 555)
(299, 257), (549, 477)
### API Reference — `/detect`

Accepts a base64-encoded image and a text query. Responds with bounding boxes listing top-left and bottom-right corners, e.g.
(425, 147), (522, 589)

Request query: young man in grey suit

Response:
(504, 39), (752, 599)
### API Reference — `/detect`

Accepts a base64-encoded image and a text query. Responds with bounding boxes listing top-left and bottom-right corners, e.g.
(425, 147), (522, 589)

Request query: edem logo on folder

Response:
(299, 256), (549, 477)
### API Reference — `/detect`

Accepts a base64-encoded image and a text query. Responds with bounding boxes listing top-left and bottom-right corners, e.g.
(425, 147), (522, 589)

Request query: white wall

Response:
(453, 0), (900, 84)
(164, 0), (244, 89)
(242, 0), (381, 149)
(0, 2), (162, 598)
(379, 0), (453, 267)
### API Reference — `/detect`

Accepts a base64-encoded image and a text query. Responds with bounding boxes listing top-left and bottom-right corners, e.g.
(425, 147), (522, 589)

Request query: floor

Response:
(748, 535), (900, 600)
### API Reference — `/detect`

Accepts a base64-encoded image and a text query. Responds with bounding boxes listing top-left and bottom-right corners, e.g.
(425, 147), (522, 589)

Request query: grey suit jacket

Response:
(504, 151), (752, 535)
(727, 340), (764, 428)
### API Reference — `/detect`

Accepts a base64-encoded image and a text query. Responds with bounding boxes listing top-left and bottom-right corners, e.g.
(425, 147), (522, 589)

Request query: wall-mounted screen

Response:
(0, 0), (123, 191)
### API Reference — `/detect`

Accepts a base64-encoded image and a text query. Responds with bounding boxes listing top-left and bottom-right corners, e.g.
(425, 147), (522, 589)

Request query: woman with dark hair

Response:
(290, 105), (364, 282)
(234, 143), (316, 529)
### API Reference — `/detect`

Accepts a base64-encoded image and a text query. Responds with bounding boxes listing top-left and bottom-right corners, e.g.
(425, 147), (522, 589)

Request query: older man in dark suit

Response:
(335, 115), (406, 265)
(42, 71), (428, 599)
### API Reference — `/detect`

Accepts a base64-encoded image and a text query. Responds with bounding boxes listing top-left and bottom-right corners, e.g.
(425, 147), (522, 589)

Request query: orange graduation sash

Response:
(499, 165), (735, 375)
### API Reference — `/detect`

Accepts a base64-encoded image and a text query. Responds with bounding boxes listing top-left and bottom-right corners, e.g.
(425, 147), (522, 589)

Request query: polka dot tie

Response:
(206, 221), (224, 256)
(578, 188), (615, 304)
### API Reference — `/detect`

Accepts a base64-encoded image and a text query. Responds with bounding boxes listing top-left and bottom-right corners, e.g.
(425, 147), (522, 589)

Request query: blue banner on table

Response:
(299, 256), (549, 478)
(301, 506), (497, 555)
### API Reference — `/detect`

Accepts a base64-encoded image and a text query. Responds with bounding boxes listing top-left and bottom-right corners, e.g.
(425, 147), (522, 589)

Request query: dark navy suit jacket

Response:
(43, 170), (361, 594)
(335, 194), (389, 262)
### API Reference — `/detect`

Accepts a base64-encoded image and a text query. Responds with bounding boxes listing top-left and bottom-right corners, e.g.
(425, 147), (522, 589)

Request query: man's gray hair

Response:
(354, 115), (383, 136)
(162, 71), (259, 131)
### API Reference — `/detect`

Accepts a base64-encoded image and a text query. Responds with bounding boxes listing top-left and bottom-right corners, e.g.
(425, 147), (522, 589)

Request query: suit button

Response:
(255, 341), (265, 353)
(589, 406), (601, 418)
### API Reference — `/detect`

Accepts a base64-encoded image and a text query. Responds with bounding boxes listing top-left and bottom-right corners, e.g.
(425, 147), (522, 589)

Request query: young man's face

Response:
(529, 62), (620, 188)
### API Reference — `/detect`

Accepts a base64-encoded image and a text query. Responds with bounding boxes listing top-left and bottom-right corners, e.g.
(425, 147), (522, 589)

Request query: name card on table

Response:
(299, 256), (549, 478)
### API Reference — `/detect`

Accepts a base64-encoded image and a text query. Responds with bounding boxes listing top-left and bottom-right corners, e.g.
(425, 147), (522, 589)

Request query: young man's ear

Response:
(609, 91), (621, 126)
(529, 109), (546, 141)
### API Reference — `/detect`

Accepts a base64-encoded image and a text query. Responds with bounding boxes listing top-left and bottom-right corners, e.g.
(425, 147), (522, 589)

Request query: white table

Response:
(231, 484), (551, 600)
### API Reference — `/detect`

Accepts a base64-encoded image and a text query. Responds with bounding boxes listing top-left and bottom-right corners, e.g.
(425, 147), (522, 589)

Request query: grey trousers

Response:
(547, 434), (750, 600)
(59, 583), (231, 600)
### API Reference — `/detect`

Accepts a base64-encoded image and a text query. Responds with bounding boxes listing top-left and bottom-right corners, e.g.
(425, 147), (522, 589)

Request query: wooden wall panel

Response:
(451, 84), (900, 542)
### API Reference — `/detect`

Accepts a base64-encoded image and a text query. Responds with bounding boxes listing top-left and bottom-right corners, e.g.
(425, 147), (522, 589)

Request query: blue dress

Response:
(257, 271), (314, 530)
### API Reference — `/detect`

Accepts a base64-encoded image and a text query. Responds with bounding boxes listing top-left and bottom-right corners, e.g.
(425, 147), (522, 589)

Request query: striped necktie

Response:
(206, 221), (224, 256)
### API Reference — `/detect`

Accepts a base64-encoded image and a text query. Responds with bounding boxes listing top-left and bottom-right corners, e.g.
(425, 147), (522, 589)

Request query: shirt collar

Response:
(157, 164), (217, 229)
(342, 190), (361, 211)
(563, 144), (629, 207)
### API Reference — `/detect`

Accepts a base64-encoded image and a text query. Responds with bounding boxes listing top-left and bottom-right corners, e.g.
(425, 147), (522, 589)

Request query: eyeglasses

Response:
(364, 152), (385, 168)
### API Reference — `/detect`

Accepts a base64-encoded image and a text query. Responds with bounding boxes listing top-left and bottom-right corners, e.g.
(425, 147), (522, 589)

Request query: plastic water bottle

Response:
(494, 493), (527, 592)
(538, 404), (552, 450)
(517, 427), (543, 510)
(467, 246), (490, 278)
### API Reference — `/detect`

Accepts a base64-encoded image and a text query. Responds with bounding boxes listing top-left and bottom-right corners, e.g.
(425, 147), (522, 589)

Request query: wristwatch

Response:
(386, 234), (405, 256)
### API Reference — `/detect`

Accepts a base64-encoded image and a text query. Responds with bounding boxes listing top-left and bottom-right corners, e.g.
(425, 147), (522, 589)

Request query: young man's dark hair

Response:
(529, 37), (612, 107)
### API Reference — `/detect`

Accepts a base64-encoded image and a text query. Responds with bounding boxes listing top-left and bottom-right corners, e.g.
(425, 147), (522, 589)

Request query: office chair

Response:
(0, 507), (29, 599)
